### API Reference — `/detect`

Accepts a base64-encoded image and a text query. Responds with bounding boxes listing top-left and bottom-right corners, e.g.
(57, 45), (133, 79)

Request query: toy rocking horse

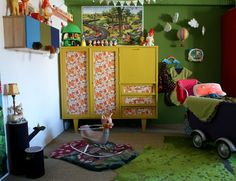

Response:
(70, 113), (123, 157)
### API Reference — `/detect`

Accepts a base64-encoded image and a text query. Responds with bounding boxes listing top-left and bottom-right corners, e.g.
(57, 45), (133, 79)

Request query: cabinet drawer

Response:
(122, 107), (156, 117)
(121, 84), (156, 95)
(122, 96), (156, 106)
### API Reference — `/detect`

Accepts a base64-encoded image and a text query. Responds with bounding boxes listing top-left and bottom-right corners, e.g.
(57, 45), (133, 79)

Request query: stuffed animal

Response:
(21, 0), (29, 15)
(41, 0), (53, 24)
(8, 103), (24, 121)
(9, 0), (19, 16)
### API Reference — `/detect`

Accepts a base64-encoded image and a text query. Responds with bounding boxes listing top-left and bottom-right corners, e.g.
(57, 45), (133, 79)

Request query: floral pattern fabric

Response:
(123, 107), (155, 116)
(124, 97), (155, 105)
(123, 85), (154, 94)
(66, 51), (88, 114)
(93, 51), (116, 115)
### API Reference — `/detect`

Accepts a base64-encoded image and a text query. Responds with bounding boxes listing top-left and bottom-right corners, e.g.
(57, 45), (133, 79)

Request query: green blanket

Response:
(183, 96), (223, 122)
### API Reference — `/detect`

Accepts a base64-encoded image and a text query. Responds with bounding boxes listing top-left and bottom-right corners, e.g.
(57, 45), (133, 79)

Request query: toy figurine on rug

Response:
(146, 28), (155, 46)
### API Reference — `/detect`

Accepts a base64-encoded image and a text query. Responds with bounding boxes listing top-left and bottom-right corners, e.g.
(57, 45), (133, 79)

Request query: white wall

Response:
(0, 0), (68, 147)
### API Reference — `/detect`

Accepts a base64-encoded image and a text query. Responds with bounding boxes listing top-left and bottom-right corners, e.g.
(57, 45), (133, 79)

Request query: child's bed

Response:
(177, 79), (236, 159)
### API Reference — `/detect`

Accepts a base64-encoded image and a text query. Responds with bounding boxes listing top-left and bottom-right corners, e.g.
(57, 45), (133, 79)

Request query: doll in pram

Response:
(176, 79), (236, 159)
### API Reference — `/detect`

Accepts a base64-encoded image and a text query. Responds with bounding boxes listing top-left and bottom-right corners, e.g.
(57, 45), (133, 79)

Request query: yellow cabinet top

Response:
(119, 46), (158, 84)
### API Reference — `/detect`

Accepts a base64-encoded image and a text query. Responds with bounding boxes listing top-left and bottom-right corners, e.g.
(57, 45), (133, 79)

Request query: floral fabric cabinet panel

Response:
(92, 50), (117, 115)
(60, 47), (89, 118)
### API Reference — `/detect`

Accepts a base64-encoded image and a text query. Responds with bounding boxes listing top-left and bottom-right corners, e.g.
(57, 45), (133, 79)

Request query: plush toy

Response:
(21, 0), (29, 15)
(41, 0), (53, 24)
(8, 103), (24, 121)
(9, 0), (19, 16)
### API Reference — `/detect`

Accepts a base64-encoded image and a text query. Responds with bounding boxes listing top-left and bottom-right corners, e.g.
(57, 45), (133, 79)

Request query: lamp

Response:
(4, 83), (20, 115)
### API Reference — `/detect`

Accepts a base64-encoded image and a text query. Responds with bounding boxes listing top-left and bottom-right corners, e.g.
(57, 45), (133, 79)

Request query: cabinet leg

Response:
(141, 119), (147, 132)
(73, 119), (79, 132)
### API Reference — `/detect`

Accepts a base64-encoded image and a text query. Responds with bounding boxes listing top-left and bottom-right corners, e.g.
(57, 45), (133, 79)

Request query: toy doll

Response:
(146, 28), (155, 46)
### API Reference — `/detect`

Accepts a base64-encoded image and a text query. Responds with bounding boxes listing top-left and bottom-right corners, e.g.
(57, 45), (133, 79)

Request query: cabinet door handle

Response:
(132, 48), (140, 51)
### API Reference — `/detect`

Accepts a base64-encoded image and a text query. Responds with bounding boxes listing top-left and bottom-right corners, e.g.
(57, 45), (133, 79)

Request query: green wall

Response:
(145, 5), (231, 124)
(65, 1), (233, 124)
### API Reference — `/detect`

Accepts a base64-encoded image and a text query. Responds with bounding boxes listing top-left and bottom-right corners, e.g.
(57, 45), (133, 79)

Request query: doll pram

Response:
(177, 79), (236, 159)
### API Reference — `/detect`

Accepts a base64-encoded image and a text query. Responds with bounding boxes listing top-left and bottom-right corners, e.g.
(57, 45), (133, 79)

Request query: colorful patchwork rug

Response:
(50, 140), (138, 171)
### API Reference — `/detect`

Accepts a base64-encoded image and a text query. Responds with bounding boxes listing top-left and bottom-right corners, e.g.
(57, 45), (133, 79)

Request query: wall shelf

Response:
(3, 16), (60, 53)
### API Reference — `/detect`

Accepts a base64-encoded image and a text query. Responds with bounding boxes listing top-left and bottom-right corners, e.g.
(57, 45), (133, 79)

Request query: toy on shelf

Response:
(88, 40), (92, 46)
(9, 0), (19, 16)
(101, 39), (104, 46)
(20, 0), (29, 15)
(41, 0), (53, 24)
(146, 28), (155, 46)
(52, 5), (73, 22)
(41, 0), (73, 23)
(140, 36), (146, 46)
(61, 23), (81, 46)
(81, 35), (87, 47)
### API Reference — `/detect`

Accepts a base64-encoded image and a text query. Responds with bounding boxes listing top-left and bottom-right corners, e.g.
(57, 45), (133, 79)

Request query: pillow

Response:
(193, 83), (226, 97)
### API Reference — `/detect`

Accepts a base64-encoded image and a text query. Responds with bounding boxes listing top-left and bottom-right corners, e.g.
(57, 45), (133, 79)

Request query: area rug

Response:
(115, 136), (236, 181)
(50, 140), (138, 171)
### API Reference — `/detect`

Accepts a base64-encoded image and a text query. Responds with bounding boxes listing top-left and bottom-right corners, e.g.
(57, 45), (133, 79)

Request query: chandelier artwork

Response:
(93, 0), (157, 6)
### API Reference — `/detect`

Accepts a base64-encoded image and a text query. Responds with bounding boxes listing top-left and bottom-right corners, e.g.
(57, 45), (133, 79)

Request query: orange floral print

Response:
(66, 51), (88, 114)
(93, 51), (116, 115)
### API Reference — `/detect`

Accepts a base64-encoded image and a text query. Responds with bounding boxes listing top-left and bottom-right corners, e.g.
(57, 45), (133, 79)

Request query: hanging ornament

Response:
(188, 18), (199, 28)
(164, 22), (172, 32)
(177, 27), (189, 47)
(172, 12), (179, 23)
(202, 26), (206, 36)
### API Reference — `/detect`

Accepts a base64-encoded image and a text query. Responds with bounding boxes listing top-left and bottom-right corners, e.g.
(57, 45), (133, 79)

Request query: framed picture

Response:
(82, 6), (143, 45)
(0, 75), (8, 179)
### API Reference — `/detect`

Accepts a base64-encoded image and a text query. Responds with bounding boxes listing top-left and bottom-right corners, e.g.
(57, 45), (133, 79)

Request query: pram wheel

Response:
(192, 132), (205, 149)
(217, 141), (231, 160)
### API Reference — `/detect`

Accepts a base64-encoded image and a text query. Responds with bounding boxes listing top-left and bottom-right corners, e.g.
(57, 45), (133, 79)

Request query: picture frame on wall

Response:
(0, 75), (8, 180)
(82, 6), (143, 45)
